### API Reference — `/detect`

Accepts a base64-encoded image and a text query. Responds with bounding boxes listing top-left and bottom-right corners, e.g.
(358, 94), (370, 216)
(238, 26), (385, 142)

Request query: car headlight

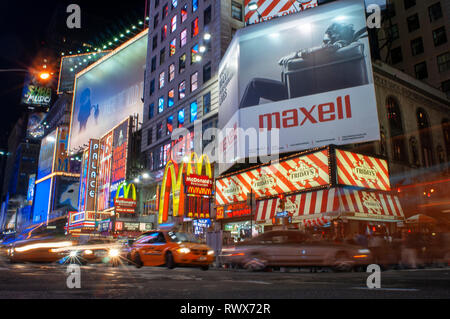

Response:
(177, 248), (191, 254)
(84, 249), (93, 255)
(69, 251), (78, 257)
(109, 249), (120, 258)
(358, 249), (371, 254)
(207, 250), (214, 256)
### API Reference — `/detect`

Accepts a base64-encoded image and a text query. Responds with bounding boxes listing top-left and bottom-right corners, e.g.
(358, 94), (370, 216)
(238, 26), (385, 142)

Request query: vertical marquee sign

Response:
(78, 139), (100, 212)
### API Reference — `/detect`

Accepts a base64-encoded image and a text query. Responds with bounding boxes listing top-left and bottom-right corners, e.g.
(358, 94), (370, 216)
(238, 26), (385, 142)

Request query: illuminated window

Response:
(192, 0), (198, 12)
(232, 1), (243, 21)
(179, 54), (186, 73)
(171, 0), (178, 9)
(168, 89), (175, 107)
(161, 25), (168, 42)
(162, 3), (169, 18)
(191, 72), (198, 92)
(180, 29), (187, 47)
(178, 81), (186, 99)
(191, 44), (199, 64)
(169, 63), (175, 82)
(181, 4), (188, 23)
(178, 109), (185, 128)
(169, 38), (176, 56)
(167, 115), (174, 135)
(159, 72), (165, 89)
(171, 15), (177, 33)
(158, 97), (164, 113)
(191, 18), (199, 38)
(190, 101), (198, 122)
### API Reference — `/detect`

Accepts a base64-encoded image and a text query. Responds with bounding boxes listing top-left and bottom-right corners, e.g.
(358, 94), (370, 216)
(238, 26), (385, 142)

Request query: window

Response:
(149, 103), (154, 119)
(169, 63), (175, 82)
(154, 13), (159, 29)
(404, 0), (415, 10)
(167, 115), (174, 135)
(203, 62), (211, 83)
(157, 122), (163, 139)
(161, 24), (168, 42)
(411, 37), (424, 56)
(171, 0), (178, 10)
(192, 0), (198, 12)
(171, 15), (177, 33)
(203, 92), (211, 115)
(178, 81), (186, 99)
(168, 89), (175, 107)
(232, 1), (243, 21)
(390, 47), (403, 64)
(151, 56), (157, 72)
(160, 48), (166, 65)
(150, 79), (155, 96)
(437, 52), (450, 73)
(414, 62), (428, 79)
(181, 4), (188, 23)
(190, 101), (198, 122)
(158, 97), (164, 114)
(417, 108), (434, 167)
(204, 5), (212, 26)
(386, 97), (408, 163)
(442, 79), (450, 95)
(147, 129), (153, 145)
(180, 29), (187, 47)
(442, 119), (450, 159)
(155, 0), (160, 8)
(191, 18), (199, 38)
(178, 109), (185, 128)
(388, 24), (399, 40)
(169, 38), (176, 56)
(179, 54), (186, 73)
(159, 71), (165, 89)
(407, 14), (420, 33)
(152, 36), (158, 50)
(162, 4), (169, 18)
(191, 44), (199, 64)
(429, 2), (443, 22)
(191, 72), (198, 92)
(433, 27), (447, 46)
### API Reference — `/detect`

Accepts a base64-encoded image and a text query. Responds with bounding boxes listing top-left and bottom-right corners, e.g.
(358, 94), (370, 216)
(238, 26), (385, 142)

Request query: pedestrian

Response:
(368, 234), (385, 265)
(401, 231), (419, 269)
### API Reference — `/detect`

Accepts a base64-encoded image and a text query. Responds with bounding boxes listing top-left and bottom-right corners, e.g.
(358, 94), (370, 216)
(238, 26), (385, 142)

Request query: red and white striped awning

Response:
(254, 187), (404, 224)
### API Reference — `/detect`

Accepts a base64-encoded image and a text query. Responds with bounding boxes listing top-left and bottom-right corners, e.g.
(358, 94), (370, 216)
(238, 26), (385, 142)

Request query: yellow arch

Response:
(115, 182), (137, 201)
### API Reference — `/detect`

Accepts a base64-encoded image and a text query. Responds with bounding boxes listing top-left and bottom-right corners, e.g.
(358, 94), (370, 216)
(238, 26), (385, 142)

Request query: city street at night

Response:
(0, 255), (449, 299)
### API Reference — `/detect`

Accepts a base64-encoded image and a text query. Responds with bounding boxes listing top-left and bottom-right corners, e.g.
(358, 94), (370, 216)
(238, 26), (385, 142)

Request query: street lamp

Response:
(247, 2), (263, 24)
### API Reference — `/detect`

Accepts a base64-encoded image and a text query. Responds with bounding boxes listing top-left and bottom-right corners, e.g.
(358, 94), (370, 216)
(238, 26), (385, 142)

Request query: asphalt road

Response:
(0, 256), (449, 300)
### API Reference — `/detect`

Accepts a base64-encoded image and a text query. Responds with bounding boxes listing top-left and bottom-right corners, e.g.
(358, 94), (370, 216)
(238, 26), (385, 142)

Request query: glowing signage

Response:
(21, 85), (52, 107)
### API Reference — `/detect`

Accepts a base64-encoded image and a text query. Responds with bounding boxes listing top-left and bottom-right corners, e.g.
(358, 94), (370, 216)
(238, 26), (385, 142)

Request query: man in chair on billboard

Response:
(239, 22), (367, 109)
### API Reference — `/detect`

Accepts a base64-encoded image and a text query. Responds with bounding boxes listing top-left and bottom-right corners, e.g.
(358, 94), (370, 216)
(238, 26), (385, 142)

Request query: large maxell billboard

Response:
(217, 0), (380, 174)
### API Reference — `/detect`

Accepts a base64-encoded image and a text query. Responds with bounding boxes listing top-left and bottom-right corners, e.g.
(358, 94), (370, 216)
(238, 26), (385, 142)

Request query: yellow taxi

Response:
(129, 230), (214, 270)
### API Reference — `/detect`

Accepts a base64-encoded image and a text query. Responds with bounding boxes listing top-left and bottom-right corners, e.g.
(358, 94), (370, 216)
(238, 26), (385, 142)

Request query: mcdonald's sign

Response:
(158, 153), (213, 224)
(114, 182), (137, 214)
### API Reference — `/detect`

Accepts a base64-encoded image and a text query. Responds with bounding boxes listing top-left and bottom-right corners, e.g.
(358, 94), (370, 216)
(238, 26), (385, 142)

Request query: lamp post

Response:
(247, 2), (263, 24)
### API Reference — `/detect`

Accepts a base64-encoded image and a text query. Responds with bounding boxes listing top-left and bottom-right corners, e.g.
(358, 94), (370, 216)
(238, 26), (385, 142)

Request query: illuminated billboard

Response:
(68, 30), (147, 153)
(37, 131), (57, 180)
(32, 178), (52, 223)
(245, 0), (318, 25)
(97, 131), (114, 211)
(52, 175), (80, 212)
(54, 126), (70, 173)
(215, 149), (330, 206)
(77, 139), (99, 212)
(26, 112), (46, 139)
(218, 0), (380, 174)
(336, 149), (391, 191)
(21, 84), (52, 107)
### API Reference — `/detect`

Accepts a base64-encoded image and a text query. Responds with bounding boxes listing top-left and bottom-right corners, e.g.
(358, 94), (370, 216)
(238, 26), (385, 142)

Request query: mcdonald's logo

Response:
(115, 182), (137, 201)
(159, 153), (212, 224)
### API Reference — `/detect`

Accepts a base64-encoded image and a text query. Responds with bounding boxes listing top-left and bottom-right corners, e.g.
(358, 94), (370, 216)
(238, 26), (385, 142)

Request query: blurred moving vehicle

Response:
(221, 230), (372, 271)
(56, 237), (122, 266)
(129, 230), (214, 270)
(7, 238), (75, 263)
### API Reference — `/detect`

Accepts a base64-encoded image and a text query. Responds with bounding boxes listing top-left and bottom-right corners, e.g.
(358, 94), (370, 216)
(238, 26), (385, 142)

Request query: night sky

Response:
(0, 0), (147, 148)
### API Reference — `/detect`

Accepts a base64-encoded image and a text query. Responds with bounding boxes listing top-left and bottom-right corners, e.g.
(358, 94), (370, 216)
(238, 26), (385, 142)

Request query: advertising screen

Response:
(54, 126), (70, 173)
(215, 149), (330, 206)
(109, 119), (130, 207)
(26, 112), (46, 139)
(57, 51), (110, 94)
(52, 175), (80, 212)
(336, 149), (391, 191)
(97, 131), (114, 211)
(27, 174), (36, 203)
(32, 178), (52, 223)
(218, 0), (380, 174)
(21, 84), (52, 107)
(68, 30), (147, 153)
(245, 0), (318, 25)
(37, 130), (57, 180)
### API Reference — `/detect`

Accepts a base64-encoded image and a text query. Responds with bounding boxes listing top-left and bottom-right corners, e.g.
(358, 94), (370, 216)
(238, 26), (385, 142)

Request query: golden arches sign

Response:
(115, 182), (137, 201)
(158, 153), (212, 224)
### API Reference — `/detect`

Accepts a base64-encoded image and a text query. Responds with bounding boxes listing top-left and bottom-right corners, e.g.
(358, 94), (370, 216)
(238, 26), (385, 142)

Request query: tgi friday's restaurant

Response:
(215, 146), (405, 243)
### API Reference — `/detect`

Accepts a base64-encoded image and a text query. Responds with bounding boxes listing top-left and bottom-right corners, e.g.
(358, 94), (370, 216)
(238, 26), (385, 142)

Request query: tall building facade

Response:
(141, 0), (245, 183)
(378, 0), (450, 96)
